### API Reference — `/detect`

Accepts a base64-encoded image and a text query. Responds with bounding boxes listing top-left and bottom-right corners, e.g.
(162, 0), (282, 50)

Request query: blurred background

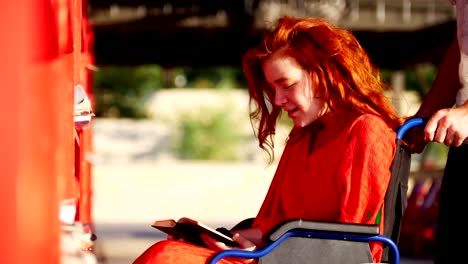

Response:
(87, 1), (451, 263)
(1, 1), (453, 264)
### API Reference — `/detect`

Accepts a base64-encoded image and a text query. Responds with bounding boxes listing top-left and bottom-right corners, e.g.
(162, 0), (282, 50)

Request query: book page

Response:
(152, 217), (239, 247)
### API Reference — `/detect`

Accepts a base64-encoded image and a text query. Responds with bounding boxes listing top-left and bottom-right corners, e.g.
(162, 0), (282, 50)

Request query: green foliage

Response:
(424, 142), (449, 168)
(93, 65), (248, 118)
(381, 65), (437, 99)
(173, 109), (244, 161)
(379, 68), (393, 85)
(93, 65), (164, 118)
(182, 66), (247, 89)
(404, 65), (437, 98)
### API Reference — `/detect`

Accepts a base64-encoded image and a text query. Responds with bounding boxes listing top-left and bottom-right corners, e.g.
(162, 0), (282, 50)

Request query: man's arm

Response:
(406, 36), (467, 152)
(415, 37), (461, 119)
(415, 36), (468, 147)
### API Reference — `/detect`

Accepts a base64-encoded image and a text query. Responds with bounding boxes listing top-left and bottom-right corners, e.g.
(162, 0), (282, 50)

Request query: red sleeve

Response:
(336, 115), (396, 263)
(336, 115), (395, 225)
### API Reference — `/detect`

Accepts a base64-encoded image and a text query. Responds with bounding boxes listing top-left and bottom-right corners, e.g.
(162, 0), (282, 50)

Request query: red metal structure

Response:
(0, 0), (94, 263)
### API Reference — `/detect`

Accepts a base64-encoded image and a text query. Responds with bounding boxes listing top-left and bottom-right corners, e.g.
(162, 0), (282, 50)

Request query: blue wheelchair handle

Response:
(396, 117), (426, 140)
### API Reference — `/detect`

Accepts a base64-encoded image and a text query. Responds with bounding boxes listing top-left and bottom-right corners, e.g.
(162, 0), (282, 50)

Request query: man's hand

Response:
(424, 106), (468, 147)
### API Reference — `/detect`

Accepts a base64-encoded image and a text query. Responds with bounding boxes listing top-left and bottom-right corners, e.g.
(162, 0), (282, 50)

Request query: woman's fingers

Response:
(232, 233), (256, 251)
(200, 234), (229, 251)
(201, 232), (260, 264)
(201, 232), (257, 252)
(230, 234), (258, 264)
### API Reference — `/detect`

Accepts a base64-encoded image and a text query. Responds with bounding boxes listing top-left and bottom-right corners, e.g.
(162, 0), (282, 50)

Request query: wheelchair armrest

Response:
(267, 219), (380, 242)
(209, 220), (399, 264)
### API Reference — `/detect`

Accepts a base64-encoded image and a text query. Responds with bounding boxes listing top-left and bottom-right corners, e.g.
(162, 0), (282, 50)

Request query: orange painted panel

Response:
(0, 0), (89, 262)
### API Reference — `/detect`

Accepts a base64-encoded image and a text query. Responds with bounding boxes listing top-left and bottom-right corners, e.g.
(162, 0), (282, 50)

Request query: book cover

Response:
(151, 217), (239, 247)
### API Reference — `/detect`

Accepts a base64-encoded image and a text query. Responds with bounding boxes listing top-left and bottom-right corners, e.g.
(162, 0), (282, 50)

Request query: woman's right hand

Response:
(201, 233), (258, 264)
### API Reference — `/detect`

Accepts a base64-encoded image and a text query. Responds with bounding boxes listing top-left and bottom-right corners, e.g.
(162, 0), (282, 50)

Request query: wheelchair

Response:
(209, 118), (425, 264)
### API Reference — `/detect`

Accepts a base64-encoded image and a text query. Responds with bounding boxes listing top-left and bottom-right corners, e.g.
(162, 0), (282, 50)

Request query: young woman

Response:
(133, 16), (403, 264)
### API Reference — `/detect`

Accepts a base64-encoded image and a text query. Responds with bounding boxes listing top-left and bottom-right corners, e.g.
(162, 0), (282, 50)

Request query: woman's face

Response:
(262, 54), (327, 127)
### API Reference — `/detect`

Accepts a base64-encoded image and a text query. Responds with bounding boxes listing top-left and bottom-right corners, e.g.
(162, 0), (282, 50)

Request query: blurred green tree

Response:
(173, 109), (245, 161)
(93, 65), (164, 118)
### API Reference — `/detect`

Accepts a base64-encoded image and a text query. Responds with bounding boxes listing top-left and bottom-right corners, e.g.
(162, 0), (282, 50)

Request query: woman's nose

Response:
(274, 89), (287, 106)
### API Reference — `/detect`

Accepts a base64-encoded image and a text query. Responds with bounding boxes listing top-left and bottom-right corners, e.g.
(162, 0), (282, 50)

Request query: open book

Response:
(151, 217), (239, 247)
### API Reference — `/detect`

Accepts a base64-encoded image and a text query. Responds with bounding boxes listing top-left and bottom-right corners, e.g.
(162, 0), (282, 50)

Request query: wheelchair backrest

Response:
(382, 118), (425, 262)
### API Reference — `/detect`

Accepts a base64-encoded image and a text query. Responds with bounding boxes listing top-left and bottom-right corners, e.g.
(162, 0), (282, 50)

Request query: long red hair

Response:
(242, 16), (403, 162)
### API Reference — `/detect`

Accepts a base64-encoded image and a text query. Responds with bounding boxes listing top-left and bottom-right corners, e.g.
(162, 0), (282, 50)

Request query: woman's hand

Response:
(201, 233), (256, 251)
(201, 233), (258, 264)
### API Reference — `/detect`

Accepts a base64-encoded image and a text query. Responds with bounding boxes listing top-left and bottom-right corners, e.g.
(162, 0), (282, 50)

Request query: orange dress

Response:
(133, 113), (396, 264)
